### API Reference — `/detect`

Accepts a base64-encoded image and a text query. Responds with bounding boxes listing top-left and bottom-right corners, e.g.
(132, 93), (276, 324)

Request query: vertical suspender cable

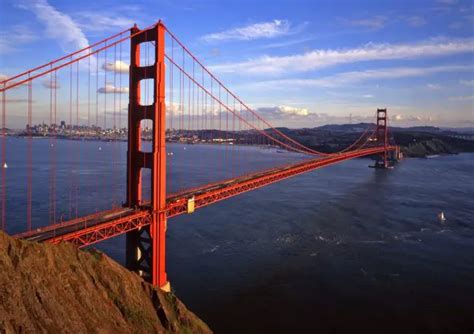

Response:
(27, 75), (32, 231)
(69, 57), (73, 219)
(75, 61), (80, 218)
(1, 83), (6, 231)
(49, 66), (53, 224)
(53, 70), (57, 223)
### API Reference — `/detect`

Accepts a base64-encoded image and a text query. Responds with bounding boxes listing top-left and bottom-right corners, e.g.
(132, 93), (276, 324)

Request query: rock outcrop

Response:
(0, 231), (212, 334)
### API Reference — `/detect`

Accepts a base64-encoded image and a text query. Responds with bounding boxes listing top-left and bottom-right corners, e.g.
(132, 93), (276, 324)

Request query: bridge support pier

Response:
(125, 22), (169, 290)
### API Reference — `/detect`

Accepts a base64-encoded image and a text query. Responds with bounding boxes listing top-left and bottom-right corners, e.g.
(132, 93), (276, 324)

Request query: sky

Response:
(0, 0), (473, 128)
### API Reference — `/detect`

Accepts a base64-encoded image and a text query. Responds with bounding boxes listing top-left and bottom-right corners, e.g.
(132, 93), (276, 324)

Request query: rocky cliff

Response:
(0, 231), (212, 334)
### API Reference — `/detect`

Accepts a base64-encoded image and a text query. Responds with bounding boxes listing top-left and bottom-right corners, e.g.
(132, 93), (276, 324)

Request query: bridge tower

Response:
(374, 108), (389, 168)
(125, 22), (169, 290)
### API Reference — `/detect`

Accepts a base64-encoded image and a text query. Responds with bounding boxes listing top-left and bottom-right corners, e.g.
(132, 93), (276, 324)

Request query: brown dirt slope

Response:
(0, 231), (212, 334)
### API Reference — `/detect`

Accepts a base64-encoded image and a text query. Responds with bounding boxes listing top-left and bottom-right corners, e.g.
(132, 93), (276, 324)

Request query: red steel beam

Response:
(14, 207), (126, 239)
(49, 210), (152, 247)
(166, 146), (395, 217)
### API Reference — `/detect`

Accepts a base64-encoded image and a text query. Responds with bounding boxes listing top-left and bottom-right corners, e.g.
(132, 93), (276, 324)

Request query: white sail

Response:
(438, 211), (446, 222)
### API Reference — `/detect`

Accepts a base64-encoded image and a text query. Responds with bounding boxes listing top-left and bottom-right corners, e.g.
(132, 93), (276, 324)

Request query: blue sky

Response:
(0, 0), (473, 127)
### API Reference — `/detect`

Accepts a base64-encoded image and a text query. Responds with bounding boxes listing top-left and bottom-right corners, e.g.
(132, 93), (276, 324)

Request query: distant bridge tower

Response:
(125, 22), (169, 290)
(374, 108), (389, 168)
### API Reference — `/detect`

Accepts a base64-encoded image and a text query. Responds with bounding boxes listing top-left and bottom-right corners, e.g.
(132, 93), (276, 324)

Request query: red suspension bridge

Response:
(0, 21), (398, 290)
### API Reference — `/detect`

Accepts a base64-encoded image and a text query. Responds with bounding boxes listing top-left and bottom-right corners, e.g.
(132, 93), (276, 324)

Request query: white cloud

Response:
(252, 107), (388, 124)
(18, 0), (89, 52)
(362, 94), (374, 98)
(75, 13), (134, 32)
(247, 65), (472, 89)
(97, 84), (128, 94)
(278, 105), (309, 116)
(201, 20), (293, 42)
(237, 102), (467, 127)
(0, 25), (37, 54)
(260, 36), (317, 50)
(405, 16), (427, 27)
(448, 95), (474, 101)
(10, 25), (37, 43)
(449, 13), (474, 29)
(344, 16), (387, 30)
(42, 80), (60, 89)
(460, 79), (474, 86)
(426, 83), (441, 90)
(102, 60), (129, 74)
(209, 38), (474, 76)
(392, 114), (435, 122)
(256, 105), (310, 118)
(166, 102), (184, 115)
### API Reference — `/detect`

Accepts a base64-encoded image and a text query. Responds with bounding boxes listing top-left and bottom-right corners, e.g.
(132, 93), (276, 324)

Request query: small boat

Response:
(437, 211), (446, 223)
(2, 162), (7, 169)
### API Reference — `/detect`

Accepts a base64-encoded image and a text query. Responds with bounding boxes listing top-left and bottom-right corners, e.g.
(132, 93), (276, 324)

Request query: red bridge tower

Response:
(373, 108), (390, 168)
(125, 22), (169, 290)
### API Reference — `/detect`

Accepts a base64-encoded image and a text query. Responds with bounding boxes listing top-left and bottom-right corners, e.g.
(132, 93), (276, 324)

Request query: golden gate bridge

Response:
(0, 21), (398, 290)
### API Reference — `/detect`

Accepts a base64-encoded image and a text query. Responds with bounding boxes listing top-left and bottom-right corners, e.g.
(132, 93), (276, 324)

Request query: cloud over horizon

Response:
(75, 12), (135, 32)
(2, 0), (473, 128)
(201, 20), (294, 42)
(210, 38), (474, 75)
(257, 105), (310, 118)
(42, 79), (60, 89)
(97, 84), (129, 94)
(102, 60), (129, 74)
(244, 64), (473, 89)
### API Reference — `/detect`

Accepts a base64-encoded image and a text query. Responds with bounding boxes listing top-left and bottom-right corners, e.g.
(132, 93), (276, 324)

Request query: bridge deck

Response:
(16, 146), (395, 247)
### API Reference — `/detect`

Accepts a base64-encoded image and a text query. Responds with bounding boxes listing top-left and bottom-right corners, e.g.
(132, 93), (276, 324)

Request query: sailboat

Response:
(2, 162), (7, 169)
(437, 211), (446, 223)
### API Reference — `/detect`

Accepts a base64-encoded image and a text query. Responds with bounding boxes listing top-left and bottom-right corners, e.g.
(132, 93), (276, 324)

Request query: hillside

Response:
(274, 125), (474, 157)
(0, 231), (212, 334)
(392, 131), (474, 157)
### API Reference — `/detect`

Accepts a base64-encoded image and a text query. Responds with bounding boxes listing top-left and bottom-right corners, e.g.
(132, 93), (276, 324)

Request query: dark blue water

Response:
(2, 137), (305, 233)
(3, 138), (474, 333)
